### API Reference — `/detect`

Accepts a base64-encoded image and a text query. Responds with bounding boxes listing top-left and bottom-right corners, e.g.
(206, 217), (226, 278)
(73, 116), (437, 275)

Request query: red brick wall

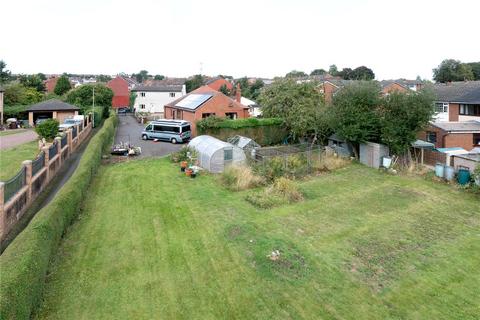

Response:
(449, 103), (459, 121)
(418, 125), (446, 149)
(107, 77), (130, 108)
(423, 149), (448, 166)
(111, 96), (129, 109)
(444, 133), (475, 150)
(323, 82), (337, 104)
(45, 77), (59, 93)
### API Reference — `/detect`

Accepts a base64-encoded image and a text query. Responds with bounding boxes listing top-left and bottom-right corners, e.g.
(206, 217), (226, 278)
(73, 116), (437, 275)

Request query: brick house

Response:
(431, 81), (480, 122)
(107, 76), (130, 109)
(132, 81), (186, 116)
(418, 121), (480, 151)
(164, 85), (250, 136)
(205, 77), (233, 92)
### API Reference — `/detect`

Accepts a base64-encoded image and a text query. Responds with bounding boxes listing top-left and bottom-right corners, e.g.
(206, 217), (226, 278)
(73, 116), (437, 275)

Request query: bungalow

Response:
(432, 81), (480, 122)
(418, 121), (480, 151)
(26, 99), (80, 126)
(107, 76), (130, 110)
(164, 85), (250, 136)
(132, 82), (186, 116)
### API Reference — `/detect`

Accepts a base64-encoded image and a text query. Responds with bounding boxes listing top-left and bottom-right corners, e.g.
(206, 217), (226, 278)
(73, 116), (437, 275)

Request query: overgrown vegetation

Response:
(220, 165), (264, 191)
(65, 83), (113, 120)
(170, 146), (198, 163)
(34, 118), (59, 141)
(0, 113), (118, 320)
(246, 177), (304, 209)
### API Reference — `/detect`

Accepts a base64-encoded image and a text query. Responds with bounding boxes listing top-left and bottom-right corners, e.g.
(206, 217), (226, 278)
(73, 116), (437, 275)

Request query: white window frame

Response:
(434, 102), (448, 113)
(140, 92), (146, 97)
(169, 92), (176, 98)
(140, 104), (146, 109)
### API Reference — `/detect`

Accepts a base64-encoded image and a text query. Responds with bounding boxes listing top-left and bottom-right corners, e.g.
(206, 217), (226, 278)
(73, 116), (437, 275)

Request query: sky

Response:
(1, 0), (479, 80)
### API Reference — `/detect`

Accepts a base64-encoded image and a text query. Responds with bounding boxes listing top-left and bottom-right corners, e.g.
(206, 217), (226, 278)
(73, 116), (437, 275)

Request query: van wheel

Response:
(142, 134), (148, 140)
(171, 138), (177, 144)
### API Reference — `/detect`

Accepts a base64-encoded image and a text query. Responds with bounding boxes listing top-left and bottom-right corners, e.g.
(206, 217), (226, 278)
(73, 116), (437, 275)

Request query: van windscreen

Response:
(181, 125), (191, 133)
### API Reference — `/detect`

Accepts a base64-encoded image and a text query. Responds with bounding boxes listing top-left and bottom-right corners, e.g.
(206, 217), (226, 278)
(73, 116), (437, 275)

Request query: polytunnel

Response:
(188, 135), (246, 173)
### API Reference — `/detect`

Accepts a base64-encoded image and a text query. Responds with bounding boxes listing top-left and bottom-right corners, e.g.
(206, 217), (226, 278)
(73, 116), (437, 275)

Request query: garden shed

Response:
(188, 135), (246, 173)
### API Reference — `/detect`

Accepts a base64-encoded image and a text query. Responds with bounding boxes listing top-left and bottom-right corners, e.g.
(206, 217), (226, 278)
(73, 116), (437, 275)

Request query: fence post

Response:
(55, 137), (62, 166)
(22, 160), (33, 204)
(0, 182), (5, 240)
(43, 146), (50, 182)
(67, 128), (73, 154)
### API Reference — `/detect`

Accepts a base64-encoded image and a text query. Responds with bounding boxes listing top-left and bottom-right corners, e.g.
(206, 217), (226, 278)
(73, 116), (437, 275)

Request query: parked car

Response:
(35, 116), (50, 126)
(141, 120), (191, 144)
(117, 108), (130, 115)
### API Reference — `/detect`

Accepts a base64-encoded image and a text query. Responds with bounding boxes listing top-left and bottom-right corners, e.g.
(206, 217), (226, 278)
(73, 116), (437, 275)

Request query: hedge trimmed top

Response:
(196, 117), (282, 131)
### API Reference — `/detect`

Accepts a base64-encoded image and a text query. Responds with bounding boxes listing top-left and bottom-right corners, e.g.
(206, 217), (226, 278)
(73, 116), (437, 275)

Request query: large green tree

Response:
(133, 70), (149, 83)
(0, 60), (11, 84)
(379, 90), (434, 161)
(329, 81), (382, 158)
(433, 59), (474, 83)
(54, 75), (72, 95)
(154, 74), (165, 80)
(185, 74), (204, 92)
(96, 74), (112, 83)
(65, 83), (113, 118)
(348, 66), (375, 80)
(466, 62), (480, 80)
(258, 79), (330, 142)
(285, 70), (307, 78)
(310, 69), (326, 76)
(3, 83), (43, 106)
(19, 74), (46, 92)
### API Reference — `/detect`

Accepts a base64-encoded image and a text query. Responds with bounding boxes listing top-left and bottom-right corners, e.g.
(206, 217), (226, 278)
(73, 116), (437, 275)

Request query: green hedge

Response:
(197, 117), (287, 145)
(0, 113), (118, 320)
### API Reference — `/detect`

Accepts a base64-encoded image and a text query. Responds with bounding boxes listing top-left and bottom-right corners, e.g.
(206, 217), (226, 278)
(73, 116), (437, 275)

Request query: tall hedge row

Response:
(197, 117), (287, 145)
(0, 113), (118, 320)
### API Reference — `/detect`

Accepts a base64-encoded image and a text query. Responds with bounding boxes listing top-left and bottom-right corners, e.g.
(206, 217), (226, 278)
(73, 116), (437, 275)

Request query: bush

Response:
(246, 177), (303, 209)
(0, 113), (118, 320)
(312, 153), (350, 172)
(220, 165), (264, 191)
(170, 146), (197, 163)
(35, 119), (59, 141)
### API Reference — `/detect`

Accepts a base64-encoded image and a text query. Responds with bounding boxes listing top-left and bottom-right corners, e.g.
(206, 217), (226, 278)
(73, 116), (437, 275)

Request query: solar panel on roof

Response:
(176, 94), (213, 110)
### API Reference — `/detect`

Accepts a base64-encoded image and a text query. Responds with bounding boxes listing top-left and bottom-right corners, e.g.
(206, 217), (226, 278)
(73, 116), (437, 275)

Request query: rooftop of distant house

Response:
(431, 120), (480, 132)
(433, 81), (480, 104)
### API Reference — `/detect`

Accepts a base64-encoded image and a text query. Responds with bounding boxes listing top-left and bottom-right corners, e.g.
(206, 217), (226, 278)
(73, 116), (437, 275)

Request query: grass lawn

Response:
(0, 129), (27, 137)
(0, 141), (40, 181)
(36, 158), (480, 319)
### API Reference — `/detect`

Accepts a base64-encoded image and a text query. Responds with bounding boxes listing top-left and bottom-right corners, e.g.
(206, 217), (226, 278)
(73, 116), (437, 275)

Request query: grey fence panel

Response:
(49, 142), (57, 159)
(4, 167), (26, 203)
(72, 126), (77, 139)
(32, 152), (45, 176)
(61, 134), (67, 148)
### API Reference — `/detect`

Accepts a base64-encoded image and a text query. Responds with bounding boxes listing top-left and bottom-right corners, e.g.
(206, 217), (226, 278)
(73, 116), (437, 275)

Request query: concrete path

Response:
(115, 114), (182, 158)
(0, 130), (38, 150)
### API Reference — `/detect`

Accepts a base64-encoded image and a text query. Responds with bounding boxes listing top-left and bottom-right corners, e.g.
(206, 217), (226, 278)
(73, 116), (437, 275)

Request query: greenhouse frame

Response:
(188, 135), (246, 173)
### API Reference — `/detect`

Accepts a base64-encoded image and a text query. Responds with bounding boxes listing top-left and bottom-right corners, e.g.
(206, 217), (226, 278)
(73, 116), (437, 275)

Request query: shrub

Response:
(246, 177), (303, 209)
(220, 165), (264, 191)
(312, 153), (350, 172)
(35, 119), (59, 141)
(170, 146), (197, 163)
(0, 113), (118, 320)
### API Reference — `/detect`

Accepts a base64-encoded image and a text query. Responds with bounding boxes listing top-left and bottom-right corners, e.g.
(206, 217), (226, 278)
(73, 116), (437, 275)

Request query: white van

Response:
(141, 120), (191, 144)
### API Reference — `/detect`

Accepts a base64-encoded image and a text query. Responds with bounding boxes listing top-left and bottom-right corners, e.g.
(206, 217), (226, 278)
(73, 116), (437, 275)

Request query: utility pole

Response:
(92, 87), (95, 128)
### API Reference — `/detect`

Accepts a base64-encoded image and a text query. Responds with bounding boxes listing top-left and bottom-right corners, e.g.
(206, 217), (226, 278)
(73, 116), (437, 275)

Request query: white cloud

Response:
(1, 0), (479, 80)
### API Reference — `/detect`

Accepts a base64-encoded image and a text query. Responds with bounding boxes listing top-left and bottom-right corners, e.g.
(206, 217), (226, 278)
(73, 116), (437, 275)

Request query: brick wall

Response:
(423, 149), (448, 166)
(448, 103), (459, 121)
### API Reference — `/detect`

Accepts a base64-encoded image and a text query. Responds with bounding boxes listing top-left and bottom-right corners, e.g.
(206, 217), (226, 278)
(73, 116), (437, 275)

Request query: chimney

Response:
(235, 83), (241, 103)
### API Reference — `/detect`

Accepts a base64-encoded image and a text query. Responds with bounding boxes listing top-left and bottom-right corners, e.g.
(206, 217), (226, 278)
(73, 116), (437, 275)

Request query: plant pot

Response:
(180, 161), (188, 168)
(185, 169), (193, 177)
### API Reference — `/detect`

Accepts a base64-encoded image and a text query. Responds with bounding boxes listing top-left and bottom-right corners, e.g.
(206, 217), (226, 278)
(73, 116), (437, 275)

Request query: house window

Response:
(474, 133), (480, 145)
(140, 104), (146, 109)
(426, 131), (437, 143)
(459, 104), (480, 116)
(224, 148), (233, 161)
(434, 102), (448, 113)
(202, 113), (215, 118)
(169, 92), (176, 98)
(225, 112), (237, 119)
(140, 92), (146, 97)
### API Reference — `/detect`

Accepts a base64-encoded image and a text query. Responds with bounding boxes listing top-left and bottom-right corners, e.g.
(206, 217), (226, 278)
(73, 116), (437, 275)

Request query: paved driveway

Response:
(114, 115), (183, 158)
(0, 130), (38, 150)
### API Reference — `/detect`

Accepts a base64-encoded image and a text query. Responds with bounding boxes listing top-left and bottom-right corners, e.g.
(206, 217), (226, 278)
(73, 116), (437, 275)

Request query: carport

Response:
(27, 99), (80, 126)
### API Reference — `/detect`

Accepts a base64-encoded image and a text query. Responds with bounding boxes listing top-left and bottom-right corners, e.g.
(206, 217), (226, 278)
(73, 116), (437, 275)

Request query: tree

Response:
(185, 74), (204, 92)
(134, 70), (149, 83)
(129, 92), (137, 108)
(3, 83), (43, 106)
(219, 84), (230, 95)
(249, 79), (264, 100)
(37, 73), (47, 81)
(54, 75), (72, 95)
(329, 81), (382, 158)
(466, 62), (480, 80)
(379, 90), (434, 163)
(65, 83), (113, 118)
(258, 79), (330, 141)
(19, 74), (46, 92)
(96, 74), (112, 83)
(349, 66), (375, 80)
(310, 69), (326, 76)
(0, 60), (11, 84)
(328, 65), (338, 76)
(285, 70), (307, 78)
(433, 59), (474, 83)
(338, 68), (353, 80)
(154, 74), (165, 80)
(35, 119), (59, 141)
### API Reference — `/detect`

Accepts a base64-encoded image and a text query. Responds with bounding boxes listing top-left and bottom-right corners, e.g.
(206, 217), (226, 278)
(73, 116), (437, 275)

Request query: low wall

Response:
(452, 154), (480, 173)
(0, 115), (93, 241)
(423, 149), (449, 166)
